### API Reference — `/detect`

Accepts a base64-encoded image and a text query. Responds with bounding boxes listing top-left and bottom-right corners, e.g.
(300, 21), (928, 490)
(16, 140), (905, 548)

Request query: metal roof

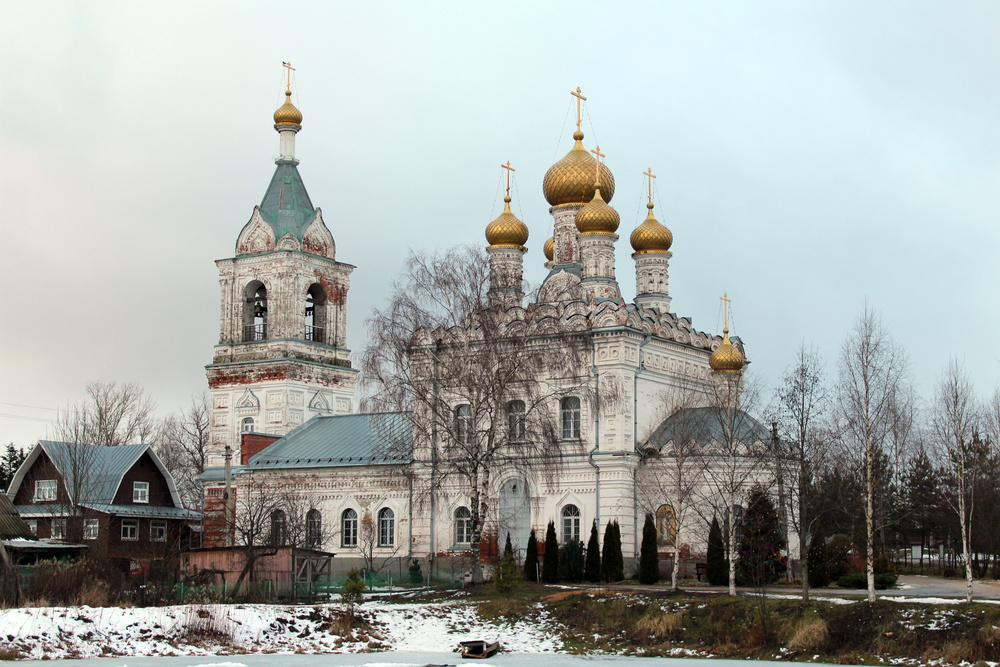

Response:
(645, 407), (771, 450)
(258, 162), (315, 242)
(40, 441), (147, 505)
(246, 412), (412, 470)
(84, 504), (201, 520)
(0, 493), (32, 539)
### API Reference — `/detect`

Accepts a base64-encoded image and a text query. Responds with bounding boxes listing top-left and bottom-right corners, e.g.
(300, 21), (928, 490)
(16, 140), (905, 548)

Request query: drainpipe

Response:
(632, 334), (652, 561)
(587, 335), (601, 528)
(429, 342), (440, 558)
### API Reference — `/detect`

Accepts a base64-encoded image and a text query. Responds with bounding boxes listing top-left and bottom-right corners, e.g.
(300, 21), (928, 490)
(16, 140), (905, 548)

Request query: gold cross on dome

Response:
(501, 161), (516, 197)
(591, 145), (605, 183)
(720, 292), (732, 329)
(281, 61), (296, 91)
(644, 167), (656, 205)
(571, 87), (587, 132)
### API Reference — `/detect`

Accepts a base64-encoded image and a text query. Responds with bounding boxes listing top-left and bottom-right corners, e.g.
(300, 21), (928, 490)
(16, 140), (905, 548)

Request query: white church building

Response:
(200, 76), (787, 581)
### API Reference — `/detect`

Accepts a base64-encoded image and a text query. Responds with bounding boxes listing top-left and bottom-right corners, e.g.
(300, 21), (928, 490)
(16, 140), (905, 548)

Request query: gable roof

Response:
(246, 412), (412, 470)
(645, 407), (771, 450)
(9, 441), (187, 509)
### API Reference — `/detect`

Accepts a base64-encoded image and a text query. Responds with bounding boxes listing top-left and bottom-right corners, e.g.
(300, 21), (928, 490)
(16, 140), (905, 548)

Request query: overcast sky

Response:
(2, 1), (998, 447)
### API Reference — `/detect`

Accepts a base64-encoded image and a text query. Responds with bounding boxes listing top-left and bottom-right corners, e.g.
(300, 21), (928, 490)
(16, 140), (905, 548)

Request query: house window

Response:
(51, 518), (67, 540)
(133, 481), (149, 503)
(561, 504), (580, 544)
(84, 519), (99, 540)
(342, 509), (358, 548)
(270, 509), (287, 545)
(26, 519), (37, 536)
(455, 506), (472, 545)
(306, 509), (322, 547)
(454, 404), (472, 444)
(122, 519), (139, 541)
(377, 507), (394, 547)
(656, 504), (677, 547)
(151, 520), (167, 542)
(507, 400), (526, 440)
(242, 417), (255, 433)
(561, 397), (581, 439)
(34, 479), (57, 502)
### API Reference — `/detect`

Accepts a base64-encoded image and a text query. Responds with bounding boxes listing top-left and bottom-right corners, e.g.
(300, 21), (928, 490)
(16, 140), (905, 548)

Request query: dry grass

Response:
(635, 609), (687, 640)
(181, 606), (234, 645)
(787, 617), (828, 652)
(77, 581), (110, 607)
(0, 646), (25, 660)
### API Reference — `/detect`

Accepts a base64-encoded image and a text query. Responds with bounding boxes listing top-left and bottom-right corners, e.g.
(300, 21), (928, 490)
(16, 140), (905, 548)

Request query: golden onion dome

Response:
(575, 185), (620, 235)
(485, 196), (529, 248)
(630, 202), (673, 254)
(543, 236), (554, 262)
(709, 329), (746, 374)
(542, 131), (615, 206)
(273, 90), (303, 127)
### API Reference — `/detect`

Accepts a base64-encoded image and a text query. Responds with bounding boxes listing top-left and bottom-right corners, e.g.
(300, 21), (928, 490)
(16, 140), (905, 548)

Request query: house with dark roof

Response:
(7, 441), (200, 565)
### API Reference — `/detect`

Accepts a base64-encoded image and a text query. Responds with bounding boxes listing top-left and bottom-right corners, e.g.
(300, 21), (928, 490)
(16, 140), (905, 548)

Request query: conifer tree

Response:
(601, 520), (623, 582)
(585, 520), (601, 582)
(736, 482), (784, 587)
(558, 538), (584, 582)
(503, 532), (514, 561)
(524, 529), (539, 582)
(707, 516), (727, 586)
(807, 524), (830, 588)
(542, 520), (560, 583)
(612, 521), (625, 581)
(638, 514), (659, 584)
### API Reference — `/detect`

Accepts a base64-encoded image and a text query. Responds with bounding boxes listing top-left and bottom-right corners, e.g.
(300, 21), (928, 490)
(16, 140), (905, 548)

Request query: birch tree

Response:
(931, 359), (979, 603)
(835, 303), (909, 602)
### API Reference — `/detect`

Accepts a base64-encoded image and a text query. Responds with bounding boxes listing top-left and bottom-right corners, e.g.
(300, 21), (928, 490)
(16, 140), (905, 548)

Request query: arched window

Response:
(455, 506), (472, 545)
(243, 281), (267, 342)
(507, 400), (526, 441)
(377, 507), (395, 547)
(341, 508), (358, 548)
(306, 509), (322, 547)
(656, 504), (677, 547)
(241, 417), (255, 434)
(560, 397), (581, 440)
(561, 504), (581, 543)
(269, 509), (287, 545)
(305, 284), (327, 344)
(454, 404), (472, 445)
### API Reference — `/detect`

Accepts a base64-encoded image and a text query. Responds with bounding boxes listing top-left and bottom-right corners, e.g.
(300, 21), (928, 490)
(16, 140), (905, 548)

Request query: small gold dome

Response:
(575, 185), (620, 235)
(709, 329), (746, 374)
(485, 196), (529, 248)
(543, 236), (554, 262)
(542, 131), (615, 206)
(630, 202), (673, 254)
(273, 90), (303, 127)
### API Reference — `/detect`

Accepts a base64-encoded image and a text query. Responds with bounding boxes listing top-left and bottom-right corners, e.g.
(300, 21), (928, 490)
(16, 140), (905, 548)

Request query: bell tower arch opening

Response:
(305, 283), (327, 344)
(243, 281), (268, 342)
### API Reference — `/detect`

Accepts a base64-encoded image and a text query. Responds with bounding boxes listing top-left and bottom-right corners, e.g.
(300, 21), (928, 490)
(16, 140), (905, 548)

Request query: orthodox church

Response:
(201, 74), (782, 579)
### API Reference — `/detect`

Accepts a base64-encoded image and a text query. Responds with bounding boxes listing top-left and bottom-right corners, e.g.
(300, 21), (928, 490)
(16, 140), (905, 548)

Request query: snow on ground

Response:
(0, 599), (563, 661)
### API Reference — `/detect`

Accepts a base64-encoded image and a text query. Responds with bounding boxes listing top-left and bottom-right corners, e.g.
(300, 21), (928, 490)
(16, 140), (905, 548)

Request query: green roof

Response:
(258, 162), (316, 242)
(644, 407), (772, 450)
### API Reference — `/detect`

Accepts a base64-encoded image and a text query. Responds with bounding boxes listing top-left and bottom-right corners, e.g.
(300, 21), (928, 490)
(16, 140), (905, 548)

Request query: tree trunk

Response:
(799, 525), (809, 602)
(959, 492), (973, 603)
(728, 502), (737, 596)
(671, 521), (681, 591)
(866, 452), (876, 603)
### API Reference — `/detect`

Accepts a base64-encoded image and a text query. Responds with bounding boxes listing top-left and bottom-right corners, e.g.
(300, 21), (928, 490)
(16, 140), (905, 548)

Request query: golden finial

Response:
(501, 160), (516, 198)
(281, 61), (296, 93)
(644, 167), (656, 206)
(571, 87), (587, 133)
(590, 145), (606, 185)
(720, 292), (732, 331)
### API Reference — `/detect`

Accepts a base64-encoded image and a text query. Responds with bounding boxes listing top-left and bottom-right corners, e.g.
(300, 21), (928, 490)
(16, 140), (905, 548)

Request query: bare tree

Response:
(57, 381), (159, 448)
(228, 473), (284, 599)
(361, 246), (600, 584)
(835, 303), (909, 602)
(157, 392), (211, 509)
(931, 359), (980, 603)
(701, 371), (769, 596)
(776, 343), (829, 600)
(636, 383), (708, 590)
(355, 509), (404, 578)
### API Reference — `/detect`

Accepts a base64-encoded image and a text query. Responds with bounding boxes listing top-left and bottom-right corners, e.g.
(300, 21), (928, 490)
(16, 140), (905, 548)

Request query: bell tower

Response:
(205, 68), (358, 466)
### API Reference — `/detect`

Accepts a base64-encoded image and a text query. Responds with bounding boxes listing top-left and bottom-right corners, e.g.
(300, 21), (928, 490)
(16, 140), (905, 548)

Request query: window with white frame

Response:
(507, 400), (526, 441)
(306, 509), (322, 547)
(122, 519), (139, 541)
(133, 481), (149, 503)
(341, 508), (358, 548)
(455, 506), (472, 545)
(34, 479), (57, 502)
(83, 519), (99, 540)
(377, 507), (394, 547)
(454, 404), (472, 444)
(560, 397), (581, 439)
(562, 504), (581, 544)
(51, 518), (67, 540)
(151, 520), (167, 542)
(241, 417), (255, 433)
(26, 519), (37, 536)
